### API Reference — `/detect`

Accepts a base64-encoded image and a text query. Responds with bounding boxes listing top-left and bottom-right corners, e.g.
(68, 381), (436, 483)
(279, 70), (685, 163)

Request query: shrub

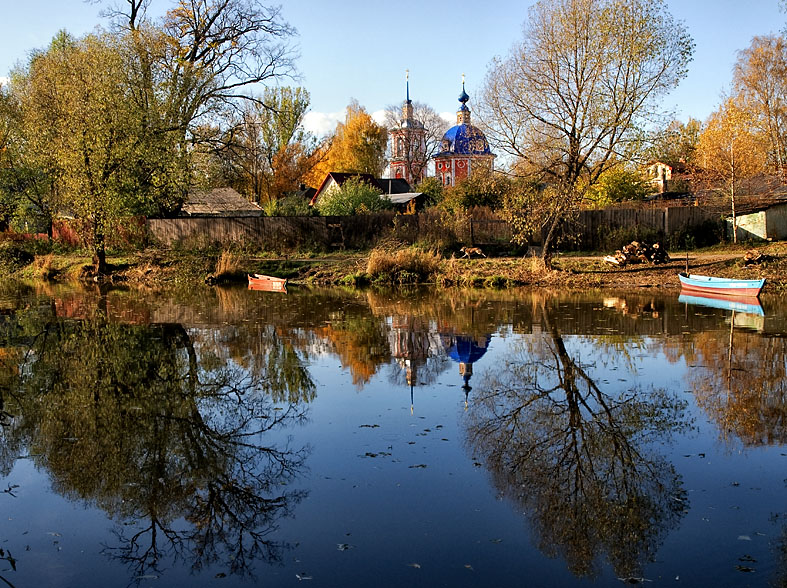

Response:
(366, 247), (441, 284)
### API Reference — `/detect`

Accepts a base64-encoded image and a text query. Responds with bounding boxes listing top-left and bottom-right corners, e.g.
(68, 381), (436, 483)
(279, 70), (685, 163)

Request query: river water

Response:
(0, 281), (785, 587)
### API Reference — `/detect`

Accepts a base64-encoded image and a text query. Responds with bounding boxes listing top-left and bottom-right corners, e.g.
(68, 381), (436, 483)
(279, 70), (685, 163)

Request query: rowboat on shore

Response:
(678, 272), (765, 297)
(247, 274), (287, 292)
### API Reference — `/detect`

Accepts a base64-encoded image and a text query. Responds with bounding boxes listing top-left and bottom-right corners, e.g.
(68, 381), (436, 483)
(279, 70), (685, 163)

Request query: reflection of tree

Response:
(8, 309), (309, 581)
(464, 300), (689, 580)
(685, 328), (787, 446)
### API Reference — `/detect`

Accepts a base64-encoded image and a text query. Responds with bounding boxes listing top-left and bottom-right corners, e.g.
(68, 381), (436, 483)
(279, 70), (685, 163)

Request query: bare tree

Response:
(478, 0), (693, 267)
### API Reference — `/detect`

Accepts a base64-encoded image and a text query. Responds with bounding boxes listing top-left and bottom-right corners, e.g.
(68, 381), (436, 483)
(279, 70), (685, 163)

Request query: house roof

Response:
(180, 187), (263, 217)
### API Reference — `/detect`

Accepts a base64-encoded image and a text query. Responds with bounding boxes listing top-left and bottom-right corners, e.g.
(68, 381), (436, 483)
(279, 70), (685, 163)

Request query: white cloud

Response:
(0, 76), (9, 88)
(371, 109), (387, 126)
(440, 112), (455, 125)
(302, 111), (343, 138)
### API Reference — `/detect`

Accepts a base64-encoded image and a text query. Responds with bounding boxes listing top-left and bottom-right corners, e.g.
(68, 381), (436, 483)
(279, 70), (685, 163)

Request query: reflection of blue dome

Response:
(447, 335), (491, 364)
(438, 125), (492, 156)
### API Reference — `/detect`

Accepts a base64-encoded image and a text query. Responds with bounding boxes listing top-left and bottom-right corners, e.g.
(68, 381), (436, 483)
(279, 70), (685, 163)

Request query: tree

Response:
(646, 118), (702, 167)
(696, 98), (767, 243)
(314, 176), (392, 216)
(733, 35), (787, 174)
(100, 0), (298, 215)
(16, 33), (142, 270)
(479, 0), (693, 267)
(213, 87), (319, 204)
(584, 167), (654, 208)
(383, 100), (450, 183)
(306, 101), (388, 185)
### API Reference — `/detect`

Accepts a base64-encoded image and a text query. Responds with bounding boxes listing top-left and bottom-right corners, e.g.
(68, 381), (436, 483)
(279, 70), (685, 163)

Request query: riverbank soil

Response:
(8, 241), (787, 293)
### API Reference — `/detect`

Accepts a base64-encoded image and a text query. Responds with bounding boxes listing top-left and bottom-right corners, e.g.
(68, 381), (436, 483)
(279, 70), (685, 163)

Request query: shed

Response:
(179, 187), (263, 217)
(727, 199), (787, 241)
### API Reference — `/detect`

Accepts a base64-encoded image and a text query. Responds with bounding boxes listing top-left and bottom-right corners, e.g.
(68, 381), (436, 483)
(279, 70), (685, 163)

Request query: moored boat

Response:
(678, 272), (765, 297)
(247, 274), (287, 292)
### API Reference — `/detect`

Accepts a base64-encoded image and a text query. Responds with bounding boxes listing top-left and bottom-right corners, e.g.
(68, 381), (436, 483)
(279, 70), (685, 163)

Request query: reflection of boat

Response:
(678, 293), (764, 316)
(247, 274), (287, 292)
(678, 273), (765, 297)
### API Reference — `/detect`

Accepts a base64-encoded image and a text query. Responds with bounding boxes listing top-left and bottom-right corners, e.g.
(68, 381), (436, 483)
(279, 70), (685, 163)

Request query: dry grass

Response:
(212, 250), (245, 283)
(366, 247), (442, 284)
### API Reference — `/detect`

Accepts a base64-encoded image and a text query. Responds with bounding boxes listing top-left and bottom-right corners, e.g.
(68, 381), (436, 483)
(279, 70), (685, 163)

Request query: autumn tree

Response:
(214, 87), (319, 204)
(733, 35), (787, 174)
(479, 0), (693, 267)
(306, 101), (388, 185)
(99, 0), (298, 214)
(696, 98), (767, 243)
(15, 32), (143, 270)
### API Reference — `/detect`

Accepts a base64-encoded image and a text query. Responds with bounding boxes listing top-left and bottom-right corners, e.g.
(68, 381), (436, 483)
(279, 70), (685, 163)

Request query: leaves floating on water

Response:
(490, 538), (503, 544)
(408, 464), (427, 469)
(407, 563), (421, 569)
(361, 452), (391, 458)
(296, 573), (313, 580)
(464, 564), (474, 571)
(738, 535), (752, 541)
(739, 555), (757, 563)
(735, 565), (755, 573)
(617, 577), (652, 584)
(337, 544), (354, 551)
(359, 424), (380, 428)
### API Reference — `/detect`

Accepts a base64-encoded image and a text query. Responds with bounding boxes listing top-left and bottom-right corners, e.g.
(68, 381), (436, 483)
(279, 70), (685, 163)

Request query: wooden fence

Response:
(147, 205), (721, 250)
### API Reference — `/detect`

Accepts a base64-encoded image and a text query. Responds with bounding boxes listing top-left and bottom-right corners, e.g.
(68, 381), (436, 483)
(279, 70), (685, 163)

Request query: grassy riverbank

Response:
(4, 241), (787, 293)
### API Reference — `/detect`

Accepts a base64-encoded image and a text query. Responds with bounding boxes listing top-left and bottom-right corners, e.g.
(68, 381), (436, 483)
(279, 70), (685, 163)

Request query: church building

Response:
(389, 72), (428, 186)
(389, 74), (495, 188)
(433, 77), (495, 186)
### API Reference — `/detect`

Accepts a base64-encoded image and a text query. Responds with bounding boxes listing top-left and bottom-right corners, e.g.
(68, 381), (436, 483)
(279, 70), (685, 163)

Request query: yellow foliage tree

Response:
(696, 98), (768, 243)
(305, 100), (387, 186)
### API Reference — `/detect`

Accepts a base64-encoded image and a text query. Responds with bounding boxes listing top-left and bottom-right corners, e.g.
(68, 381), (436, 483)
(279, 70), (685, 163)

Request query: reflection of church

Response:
(385, 313), (491, 411)
(442, 333), (491, 407)
(389, 74), (495, 187)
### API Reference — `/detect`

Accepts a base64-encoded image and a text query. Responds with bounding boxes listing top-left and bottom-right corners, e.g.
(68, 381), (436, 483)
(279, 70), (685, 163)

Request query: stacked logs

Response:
(603, 241), (670, 267)
(743, 250), (773, 266)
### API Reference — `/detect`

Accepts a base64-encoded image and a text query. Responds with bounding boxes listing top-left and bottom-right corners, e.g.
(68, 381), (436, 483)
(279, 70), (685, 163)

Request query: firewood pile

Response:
(743, 250), (773, 266)
(603, 241), (670, 267)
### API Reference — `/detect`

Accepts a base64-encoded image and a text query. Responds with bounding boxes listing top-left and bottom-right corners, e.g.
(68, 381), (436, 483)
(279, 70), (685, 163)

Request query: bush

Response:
(0, 243), (35, 275)
(366, 247), (441, 284)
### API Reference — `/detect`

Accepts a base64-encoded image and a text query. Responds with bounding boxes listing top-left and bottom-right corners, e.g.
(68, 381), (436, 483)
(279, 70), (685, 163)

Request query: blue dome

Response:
(438, 124), (492, 156)
(446, 334), (491, 364)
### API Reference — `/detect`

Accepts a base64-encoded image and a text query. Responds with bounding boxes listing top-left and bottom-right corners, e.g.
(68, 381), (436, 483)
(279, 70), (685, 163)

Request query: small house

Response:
(309, 172), (425, 213)
(179, 187), (263, 217)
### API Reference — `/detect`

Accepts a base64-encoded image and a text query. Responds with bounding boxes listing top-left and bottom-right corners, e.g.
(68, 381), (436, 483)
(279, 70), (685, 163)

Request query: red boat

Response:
(247, 274), (287, 292)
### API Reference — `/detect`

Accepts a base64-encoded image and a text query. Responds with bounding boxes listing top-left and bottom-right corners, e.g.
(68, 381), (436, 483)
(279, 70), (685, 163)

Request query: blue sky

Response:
(1, 0), (785, 136)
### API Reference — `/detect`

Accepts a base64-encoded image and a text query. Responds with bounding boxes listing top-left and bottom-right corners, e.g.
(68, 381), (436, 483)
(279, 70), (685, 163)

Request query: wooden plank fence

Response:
(147, 206), (720, 250)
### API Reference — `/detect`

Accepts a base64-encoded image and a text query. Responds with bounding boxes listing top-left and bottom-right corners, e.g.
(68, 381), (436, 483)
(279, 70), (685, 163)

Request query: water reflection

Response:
(1, 296), (310, 580)
(1, 282), (787, 585)
(464, 296), (691, 580)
